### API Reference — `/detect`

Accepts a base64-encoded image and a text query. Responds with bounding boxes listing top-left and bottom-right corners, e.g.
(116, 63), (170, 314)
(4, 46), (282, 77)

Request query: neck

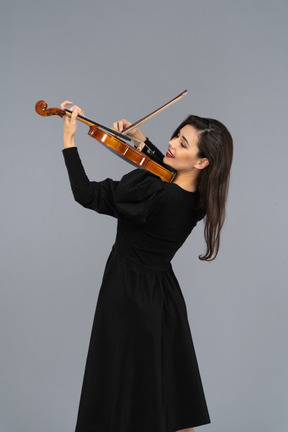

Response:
(173, 171), (199, 192)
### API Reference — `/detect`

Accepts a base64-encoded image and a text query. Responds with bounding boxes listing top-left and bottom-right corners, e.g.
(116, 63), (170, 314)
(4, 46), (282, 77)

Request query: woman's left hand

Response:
(60, 101), (84, 148)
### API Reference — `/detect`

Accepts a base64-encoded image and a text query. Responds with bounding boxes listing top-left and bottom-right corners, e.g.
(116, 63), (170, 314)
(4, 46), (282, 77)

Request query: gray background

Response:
(1, 0), (287, 431)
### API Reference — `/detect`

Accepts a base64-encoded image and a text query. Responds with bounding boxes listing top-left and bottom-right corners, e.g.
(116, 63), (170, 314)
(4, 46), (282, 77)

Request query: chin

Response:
(163, 156), (174, 168)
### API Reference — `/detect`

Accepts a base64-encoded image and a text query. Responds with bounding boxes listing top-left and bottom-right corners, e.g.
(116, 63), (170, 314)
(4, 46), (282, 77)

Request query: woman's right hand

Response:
(60, 101), (84, 148)
(112, 119), (147, 148)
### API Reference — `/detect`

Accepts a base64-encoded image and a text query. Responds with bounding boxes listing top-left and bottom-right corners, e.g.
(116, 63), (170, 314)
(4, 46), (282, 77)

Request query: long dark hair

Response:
(172, 115), (233, 261)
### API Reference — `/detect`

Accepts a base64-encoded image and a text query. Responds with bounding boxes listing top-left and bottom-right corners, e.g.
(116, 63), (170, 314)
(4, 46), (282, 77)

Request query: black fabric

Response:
(63, 146), (211, 432)
(137, 137), (176, 175)
(144, 137), (165, 160)
(142, 137), (165, 165)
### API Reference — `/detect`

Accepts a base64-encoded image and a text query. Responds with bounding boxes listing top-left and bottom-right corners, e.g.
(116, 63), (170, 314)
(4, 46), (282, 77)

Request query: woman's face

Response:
(163, 124), (207, 173)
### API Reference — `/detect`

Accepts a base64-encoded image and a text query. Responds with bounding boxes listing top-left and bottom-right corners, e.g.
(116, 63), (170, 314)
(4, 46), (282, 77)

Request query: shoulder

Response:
(113, 169), (165, 223)
(161, 182), (204, 220)
(118, 168), (164, 194)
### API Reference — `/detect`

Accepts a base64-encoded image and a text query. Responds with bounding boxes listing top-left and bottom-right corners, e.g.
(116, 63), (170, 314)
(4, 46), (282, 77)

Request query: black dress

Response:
(62, 145), (211, 432)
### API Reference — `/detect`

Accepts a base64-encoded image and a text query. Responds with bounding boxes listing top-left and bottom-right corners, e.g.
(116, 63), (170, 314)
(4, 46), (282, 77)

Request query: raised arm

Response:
(60, 100), (84, 149)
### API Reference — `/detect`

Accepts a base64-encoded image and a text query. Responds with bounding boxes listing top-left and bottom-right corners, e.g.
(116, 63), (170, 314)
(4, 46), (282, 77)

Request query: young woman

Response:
(61, 100), (233, 432)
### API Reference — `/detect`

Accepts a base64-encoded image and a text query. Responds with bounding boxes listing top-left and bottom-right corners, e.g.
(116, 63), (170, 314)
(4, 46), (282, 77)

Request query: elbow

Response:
(70, 182), (99, 210)
(72, 188), (91, 207)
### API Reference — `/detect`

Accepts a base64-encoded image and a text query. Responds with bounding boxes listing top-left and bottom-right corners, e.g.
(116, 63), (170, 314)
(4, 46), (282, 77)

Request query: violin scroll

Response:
(35, 100), (66, 118)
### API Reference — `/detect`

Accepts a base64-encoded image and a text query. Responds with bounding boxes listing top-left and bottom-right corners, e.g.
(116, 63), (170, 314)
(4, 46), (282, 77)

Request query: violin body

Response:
(88, 126), (176, 181)
(35, 100), (176, 183)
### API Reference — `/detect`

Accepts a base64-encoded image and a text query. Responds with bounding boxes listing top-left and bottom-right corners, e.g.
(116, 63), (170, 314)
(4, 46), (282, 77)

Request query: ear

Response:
(195, 158), (209, 170)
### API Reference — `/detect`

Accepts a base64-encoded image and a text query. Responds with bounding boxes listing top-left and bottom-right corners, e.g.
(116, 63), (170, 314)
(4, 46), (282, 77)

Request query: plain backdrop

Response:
(1, 0), (287, 431)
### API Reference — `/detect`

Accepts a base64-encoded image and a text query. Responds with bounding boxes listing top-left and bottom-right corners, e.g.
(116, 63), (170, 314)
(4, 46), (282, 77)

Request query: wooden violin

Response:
(35, 91), (187, 183)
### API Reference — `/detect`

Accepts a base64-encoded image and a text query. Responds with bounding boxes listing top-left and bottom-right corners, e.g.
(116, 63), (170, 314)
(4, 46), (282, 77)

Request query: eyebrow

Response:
(181, 134), (190, 146)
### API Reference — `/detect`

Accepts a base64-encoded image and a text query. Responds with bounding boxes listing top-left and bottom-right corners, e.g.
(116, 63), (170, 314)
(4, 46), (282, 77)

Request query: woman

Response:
(61, 100), (233, 432)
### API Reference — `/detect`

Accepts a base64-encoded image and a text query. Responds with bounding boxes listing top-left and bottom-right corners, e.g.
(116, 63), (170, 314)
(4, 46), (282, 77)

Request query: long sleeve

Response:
(143, 137), (165, 163)
(62, 147), (119, 217)
(62, 147), (166, 224)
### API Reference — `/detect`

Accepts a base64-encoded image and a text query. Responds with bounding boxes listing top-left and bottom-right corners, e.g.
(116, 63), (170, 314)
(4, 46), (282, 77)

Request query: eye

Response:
(181, 142), (187, 148)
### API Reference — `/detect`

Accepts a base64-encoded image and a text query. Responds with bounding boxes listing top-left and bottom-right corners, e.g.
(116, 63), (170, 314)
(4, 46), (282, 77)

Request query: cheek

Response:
(178, 151), (195, 164)
(175, 152), (199, 170)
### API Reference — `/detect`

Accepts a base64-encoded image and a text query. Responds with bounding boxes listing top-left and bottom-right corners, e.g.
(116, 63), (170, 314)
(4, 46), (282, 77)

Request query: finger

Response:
(70, 105), (83, 116)
(60, 100), (73, 110)
(71, 107), (79, 119)
(122, 119), (132, 128)
(113, 121), (124, 132)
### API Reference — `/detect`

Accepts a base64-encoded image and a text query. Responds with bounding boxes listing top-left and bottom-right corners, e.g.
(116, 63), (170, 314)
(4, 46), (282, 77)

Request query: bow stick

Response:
(122, 90), (187, 135)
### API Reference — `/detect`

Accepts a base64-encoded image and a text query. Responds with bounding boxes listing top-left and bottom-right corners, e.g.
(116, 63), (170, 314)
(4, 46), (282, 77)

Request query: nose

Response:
(169, 137), (177, 148)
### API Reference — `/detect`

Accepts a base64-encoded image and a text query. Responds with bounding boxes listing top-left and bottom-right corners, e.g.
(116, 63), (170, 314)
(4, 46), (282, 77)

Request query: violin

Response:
(35, 91), (187, 183)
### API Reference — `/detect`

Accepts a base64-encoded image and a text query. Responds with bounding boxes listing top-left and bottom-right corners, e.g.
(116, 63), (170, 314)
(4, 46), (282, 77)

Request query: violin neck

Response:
(64, 109), (94, 127)
(64, 109), (131, 142)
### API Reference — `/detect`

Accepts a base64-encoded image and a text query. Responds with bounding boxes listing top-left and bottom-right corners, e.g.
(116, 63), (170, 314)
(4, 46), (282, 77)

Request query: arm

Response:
(141, 137), (165, 165)
(60, 104), (165, 222)
(60, 101), (119, 217)
(62, 147), (119, 217)
(60, 100), (84, 149)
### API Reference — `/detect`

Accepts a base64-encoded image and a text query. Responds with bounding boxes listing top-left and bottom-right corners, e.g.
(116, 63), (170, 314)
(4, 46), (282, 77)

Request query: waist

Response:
(112, 243), (172, 272)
